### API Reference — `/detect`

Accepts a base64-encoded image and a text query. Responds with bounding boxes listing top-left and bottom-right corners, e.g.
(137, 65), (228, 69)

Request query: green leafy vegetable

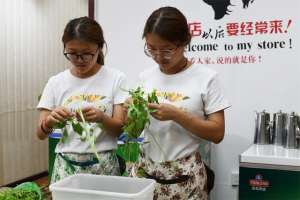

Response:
(123, 87), (158, 139)
(117, 87), (159, 164)
(53, 108), (102, 162)
(0, 182), (41, 200)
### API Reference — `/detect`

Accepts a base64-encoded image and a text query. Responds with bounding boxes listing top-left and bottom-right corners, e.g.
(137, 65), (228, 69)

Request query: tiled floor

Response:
(34, 176), (49, 186)
(34, 176), (51, 200)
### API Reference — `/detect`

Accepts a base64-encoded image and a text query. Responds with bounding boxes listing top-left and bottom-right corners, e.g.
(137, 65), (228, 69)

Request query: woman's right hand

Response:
(45, 106), (74, 128)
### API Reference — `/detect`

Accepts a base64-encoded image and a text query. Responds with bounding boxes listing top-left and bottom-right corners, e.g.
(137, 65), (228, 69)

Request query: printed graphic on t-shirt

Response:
(155, 91), (189, 102)
(63, 94), (107, 111)
(155, 91), (190, 112)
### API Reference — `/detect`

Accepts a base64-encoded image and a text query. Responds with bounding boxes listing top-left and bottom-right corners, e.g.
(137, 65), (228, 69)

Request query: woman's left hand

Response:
(78, 106), (104, 123)
(148, 103), (180, 121)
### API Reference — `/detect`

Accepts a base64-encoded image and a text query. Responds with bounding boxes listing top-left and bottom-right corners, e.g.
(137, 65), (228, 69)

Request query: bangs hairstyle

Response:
(143, 7), (191, 46)
(62, 16), (105, 65)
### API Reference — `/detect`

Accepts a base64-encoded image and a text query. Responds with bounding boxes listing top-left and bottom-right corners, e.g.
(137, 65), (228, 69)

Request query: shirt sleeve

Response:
(203, 73), (230, 115)
(37, 78), (55, 110)
(113, 73), (128, 105)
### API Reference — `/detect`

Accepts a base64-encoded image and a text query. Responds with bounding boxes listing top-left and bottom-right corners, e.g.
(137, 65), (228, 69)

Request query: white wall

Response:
(0, 0), (88, 185)
(96, 1), (157, 87)
(96, 1), (300, 199)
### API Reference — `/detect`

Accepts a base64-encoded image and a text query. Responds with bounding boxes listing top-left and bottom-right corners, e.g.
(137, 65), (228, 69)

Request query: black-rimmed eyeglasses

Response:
(64, 48), (99, 63)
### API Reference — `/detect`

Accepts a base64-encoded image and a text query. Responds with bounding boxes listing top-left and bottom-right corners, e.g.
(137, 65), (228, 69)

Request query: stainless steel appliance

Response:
(284, 112), (300, 149)
(272, 110), (287, 146)
(254, 110), (272, 144)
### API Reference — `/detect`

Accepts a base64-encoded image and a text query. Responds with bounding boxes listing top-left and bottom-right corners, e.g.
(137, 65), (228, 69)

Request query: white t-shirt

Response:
(139, 64), (230, 162)
(37, 66), (127, 153)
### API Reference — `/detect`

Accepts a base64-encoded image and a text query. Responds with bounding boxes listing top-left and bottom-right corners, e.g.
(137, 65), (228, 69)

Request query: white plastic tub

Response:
(49, 174), (156, 200)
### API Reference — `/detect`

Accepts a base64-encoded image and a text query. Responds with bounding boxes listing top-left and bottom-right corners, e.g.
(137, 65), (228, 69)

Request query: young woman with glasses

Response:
(131, 7), (230, 200)
(36, 17), (127, 183)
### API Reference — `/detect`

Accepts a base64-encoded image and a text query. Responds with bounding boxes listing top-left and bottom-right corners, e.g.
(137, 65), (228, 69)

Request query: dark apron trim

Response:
(58, 153), (99, 167)
(204, 163), (215, 194)
(144, 171), (190, 185)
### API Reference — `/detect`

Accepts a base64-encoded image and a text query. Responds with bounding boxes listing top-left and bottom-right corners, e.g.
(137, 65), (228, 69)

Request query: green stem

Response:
(78, 109), (86, 123)
(91, 142), (100, 162)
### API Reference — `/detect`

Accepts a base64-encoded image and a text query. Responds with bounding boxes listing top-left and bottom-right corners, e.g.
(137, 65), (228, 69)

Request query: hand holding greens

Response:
(53, 108), (102, 162)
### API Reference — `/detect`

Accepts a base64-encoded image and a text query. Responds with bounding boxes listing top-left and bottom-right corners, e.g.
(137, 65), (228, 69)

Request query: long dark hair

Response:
(203, 0), (231, 20)
(143, 7), (191, 46)
(62, 16), (105, 65)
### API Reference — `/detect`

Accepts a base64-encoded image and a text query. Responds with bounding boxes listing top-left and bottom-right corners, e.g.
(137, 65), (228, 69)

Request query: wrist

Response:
(41, 119), (53, 135)
(173, 108), (194, 126)
(44, 117), (53, 129)
(97, 112), (105, 123)
(172, 107), (184, 121)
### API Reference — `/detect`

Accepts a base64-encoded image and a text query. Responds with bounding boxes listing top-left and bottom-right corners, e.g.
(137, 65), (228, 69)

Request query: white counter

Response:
(240, 144), (300, 167)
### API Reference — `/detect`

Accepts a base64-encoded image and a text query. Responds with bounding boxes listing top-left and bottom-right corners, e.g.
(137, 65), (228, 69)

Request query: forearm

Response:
(172, 109), (224, 144)
(100, 114), (124, 137)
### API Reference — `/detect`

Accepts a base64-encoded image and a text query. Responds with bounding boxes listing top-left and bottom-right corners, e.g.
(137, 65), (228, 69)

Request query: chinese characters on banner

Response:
(187, 19), (293, 65)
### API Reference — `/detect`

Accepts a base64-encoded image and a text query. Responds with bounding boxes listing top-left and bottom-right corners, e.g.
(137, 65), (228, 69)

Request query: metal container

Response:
(272, 111), (287, 146)
(254, 110), (272, 144)
(284, 112), (300, 149)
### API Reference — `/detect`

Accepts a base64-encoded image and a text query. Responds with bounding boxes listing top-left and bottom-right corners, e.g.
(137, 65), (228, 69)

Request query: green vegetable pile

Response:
(117, 87), (158, 163)
(54, 109), (103, 162)
(0, 182), (42, 200)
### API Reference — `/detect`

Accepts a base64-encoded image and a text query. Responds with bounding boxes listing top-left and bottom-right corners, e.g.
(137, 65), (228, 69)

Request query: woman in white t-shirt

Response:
(131, 7), (230, 200)
(36, 17), (127, 183)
